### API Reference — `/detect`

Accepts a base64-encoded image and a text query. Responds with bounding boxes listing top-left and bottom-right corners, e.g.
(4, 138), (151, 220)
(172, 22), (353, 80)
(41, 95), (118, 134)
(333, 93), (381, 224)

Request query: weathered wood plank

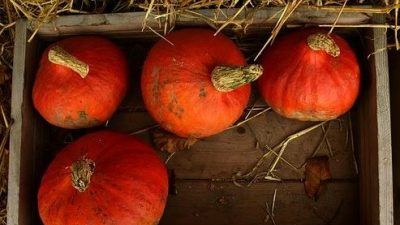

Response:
(109, 110), (357, 180)
(160, 181), (358, 225)
(34, 7), (371, 38)
(168, 112), (356, 180)
(357, 14), (393, 225)
(8, 20), (41, 225)
(373, 14), (393, 225)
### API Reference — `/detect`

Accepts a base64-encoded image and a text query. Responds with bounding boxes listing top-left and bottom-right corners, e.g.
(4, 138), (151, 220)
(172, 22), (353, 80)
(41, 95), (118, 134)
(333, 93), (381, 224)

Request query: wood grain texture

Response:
(33, 7), (371, 38)
(159, 181), (358, 225)
(162, 112), (356, 180)
(8, 20), (29, 225)
(374, 15), (394, 225)
(357, 14), (393, 225)
(109, 110), (357, 180)
(8, 20), (40, 225)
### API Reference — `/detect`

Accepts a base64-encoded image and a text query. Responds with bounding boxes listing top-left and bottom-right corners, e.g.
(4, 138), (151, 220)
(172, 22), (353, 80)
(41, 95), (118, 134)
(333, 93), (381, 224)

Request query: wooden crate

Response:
(8, 8), (393, 225)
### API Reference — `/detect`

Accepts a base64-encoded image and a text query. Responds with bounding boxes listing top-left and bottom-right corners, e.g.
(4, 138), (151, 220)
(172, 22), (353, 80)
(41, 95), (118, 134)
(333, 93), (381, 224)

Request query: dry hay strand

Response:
(129, 106), (271, 134)
(0, 134), (10, 225)
(113, 0), (398, 45)
(0, 208), (5, 225)
(264, 189), (278, 224)
(254, 0), (304, 60)
(0, 1), (14, 223)
(7, 0), (400, 49)
(0, 105), (10, 225)
(8, 0), (114, 41)
(126, 0), (242, 35)
(228, 107), (272, 129)
(129, 124), (160, 135)
(1, 1), (16, 69)
(132, 2), (400, 58)
(233, 121), (328, 187)
(9, 0), (76, 41)
(113, 0), (237, 12)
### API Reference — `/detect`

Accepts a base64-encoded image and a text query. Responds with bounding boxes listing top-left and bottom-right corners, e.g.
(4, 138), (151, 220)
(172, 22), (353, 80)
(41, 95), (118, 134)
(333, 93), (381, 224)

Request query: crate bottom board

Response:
(108, 110), (358, 180)
(159, 180), (358, 225)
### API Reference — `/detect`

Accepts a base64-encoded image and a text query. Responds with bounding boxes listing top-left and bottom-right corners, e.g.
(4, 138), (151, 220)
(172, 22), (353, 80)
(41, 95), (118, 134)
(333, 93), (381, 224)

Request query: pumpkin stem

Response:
(71, 157), (95, 192)
(307, 33), (340, 57)
(48, 45), (89, 78)
(211, 64), (263, 92)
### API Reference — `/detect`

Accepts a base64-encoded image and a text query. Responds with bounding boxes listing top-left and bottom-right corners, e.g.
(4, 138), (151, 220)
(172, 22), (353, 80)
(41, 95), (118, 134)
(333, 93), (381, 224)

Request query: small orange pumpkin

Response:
(141, 29), (263, 138)
(38, 131), (168, 225)
(33, 36), (128, 129)
(258, 29), (360, 121)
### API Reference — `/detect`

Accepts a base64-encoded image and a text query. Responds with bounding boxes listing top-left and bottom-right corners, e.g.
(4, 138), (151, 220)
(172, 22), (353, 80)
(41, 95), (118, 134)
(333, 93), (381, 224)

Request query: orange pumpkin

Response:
(38, 131), (168, 225)
(33, 36), (128, 129)
(141, 29), (262, 138)
(258, 29), (360, 121)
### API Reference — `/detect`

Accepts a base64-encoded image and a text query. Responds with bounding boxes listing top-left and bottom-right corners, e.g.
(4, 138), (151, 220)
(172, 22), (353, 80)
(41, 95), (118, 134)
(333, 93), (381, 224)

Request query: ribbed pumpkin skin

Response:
(258, 29), (360, 121)
(141, 29), (250, 138)
(33, 36), (128, 129)
(38, 131), (168, 225)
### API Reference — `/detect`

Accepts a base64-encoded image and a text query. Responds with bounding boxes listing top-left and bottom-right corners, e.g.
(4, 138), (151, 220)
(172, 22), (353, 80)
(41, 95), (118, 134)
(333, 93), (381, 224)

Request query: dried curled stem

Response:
(211, 64), (263, 92)
(307, 33), (340, 57)
(48, 45), (89, 78)
(71, 157), (95, 192)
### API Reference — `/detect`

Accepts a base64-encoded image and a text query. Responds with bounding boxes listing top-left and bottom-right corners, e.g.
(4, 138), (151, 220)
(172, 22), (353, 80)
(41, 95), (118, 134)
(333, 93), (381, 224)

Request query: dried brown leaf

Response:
(304, 156), (331, 200)
(152, 129), (197, 153)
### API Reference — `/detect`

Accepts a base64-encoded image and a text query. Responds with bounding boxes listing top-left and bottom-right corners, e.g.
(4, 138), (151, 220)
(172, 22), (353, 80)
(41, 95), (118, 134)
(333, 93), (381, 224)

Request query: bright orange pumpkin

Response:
(38, 131), (168, 225)
(33, 36), (128, 129)
(258, 29), (360, 121)
(141, 29), (263, 138)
